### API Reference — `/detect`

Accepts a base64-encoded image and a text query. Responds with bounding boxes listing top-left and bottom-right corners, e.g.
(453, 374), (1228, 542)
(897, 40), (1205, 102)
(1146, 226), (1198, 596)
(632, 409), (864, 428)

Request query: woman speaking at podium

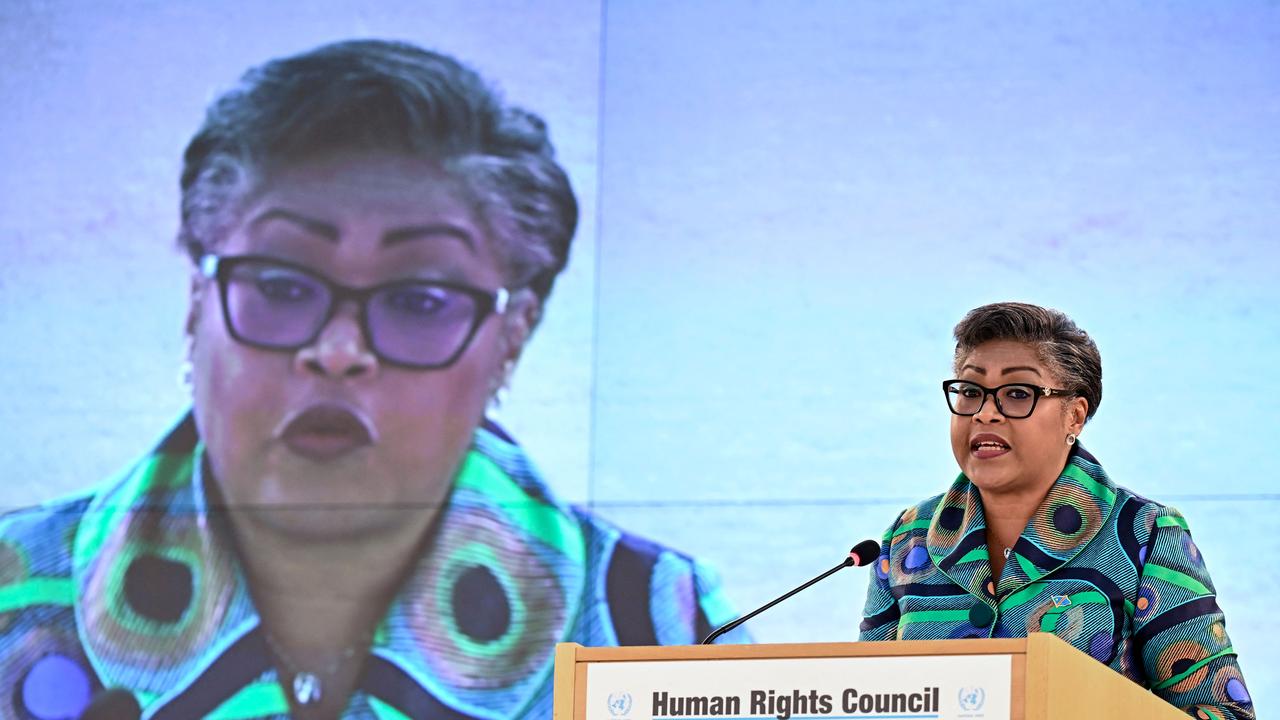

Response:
(0, 40), (738, 719)
(859, 302), (1253, 719)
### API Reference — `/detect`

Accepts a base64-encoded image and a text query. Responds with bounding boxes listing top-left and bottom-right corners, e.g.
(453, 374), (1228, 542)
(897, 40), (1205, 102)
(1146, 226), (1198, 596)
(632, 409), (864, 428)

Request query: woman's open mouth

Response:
(279, 403), (375, 462)
(970, 433), (1011, 459)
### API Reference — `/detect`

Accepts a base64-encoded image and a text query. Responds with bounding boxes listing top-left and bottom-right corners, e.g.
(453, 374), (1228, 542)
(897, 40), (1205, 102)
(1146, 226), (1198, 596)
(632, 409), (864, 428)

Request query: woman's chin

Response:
(234, 501), (423, 543)
(964, 466), (1018, 495)
(221, 468), (432, 542)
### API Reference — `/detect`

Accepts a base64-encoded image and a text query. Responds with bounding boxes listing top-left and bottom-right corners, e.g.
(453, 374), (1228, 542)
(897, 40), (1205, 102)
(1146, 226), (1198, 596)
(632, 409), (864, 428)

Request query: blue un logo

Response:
(607, 691), (633, 717)
(958, 686), (986, 712)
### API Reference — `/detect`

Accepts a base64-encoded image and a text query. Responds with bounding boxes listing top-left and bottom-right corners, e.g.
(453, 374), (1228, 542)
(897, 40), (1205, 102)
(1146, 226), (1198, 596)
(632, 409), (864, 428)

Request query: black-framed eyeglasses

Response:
(199, 254), (509, 370)
(942, 380), (1074, 419)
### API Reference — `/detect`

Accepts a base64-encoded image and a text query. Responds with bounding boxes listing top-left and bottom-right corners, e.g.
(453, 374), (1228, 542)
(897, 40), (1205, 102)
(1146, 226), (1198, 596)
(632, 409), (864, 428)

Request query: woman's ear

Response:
(500, 290), (542, 367)
(185, 271), (205, 337)
(1067, 396), (1089, 435)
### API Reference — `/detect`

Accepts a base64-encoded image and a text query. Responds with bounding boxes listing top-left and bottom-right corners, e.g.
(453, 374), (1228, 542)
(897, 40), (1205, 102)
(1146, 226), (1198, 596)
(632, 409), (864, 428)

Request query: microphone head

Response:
(847, 539), (882, 567)
(79, 688), (141, 720)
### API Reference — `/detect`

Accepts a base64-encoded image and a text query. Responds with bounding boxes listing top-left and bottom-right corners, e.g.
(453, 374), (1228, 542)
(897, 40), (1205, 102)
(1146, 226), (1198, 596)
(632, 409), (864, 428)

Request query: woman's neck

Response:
(227, 508), (439, 719)
(980, 474), (1058, 581)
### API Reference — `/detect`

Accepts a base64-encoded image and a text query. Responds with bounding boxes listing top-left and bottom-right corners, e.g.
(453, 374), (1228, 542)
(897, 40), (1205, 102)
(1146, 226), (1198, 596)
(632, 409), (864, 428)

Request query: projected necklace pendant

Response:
(293, 672), (322, 705)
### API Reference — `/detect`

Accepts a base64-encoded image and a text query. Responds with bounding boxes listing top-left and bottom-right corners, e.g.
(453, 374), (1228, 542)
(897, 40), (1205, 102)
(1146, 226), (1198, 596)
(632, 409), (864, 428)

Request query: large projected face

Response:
(948, 340), (1087, 498)
(188, 151), (528, 539)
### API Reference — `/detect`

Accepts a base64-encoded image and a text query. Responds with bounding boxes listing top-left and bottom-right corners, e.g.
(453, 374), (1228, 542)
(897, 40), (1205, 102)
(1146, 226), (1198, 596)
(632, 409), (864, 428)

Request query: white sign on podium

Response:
(584, 654), (1013, 720)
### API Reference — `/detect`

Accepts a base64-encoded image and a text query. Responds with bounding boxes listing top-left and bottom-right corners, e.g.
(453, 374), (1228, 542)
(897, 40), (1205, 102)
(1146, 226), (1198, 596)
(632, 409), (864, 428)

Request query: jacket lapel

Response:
(73, 414), (267, 713)
(927, 476), (996, 601)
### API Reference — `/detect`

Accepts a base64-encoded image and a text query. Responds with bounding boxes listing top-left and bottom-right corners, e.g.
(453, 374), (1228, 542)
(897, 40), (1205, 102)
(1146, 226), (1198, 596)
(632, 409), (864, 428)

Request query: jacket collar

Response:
(72, 413), (586, 718)
(926, 444), (1118, 601)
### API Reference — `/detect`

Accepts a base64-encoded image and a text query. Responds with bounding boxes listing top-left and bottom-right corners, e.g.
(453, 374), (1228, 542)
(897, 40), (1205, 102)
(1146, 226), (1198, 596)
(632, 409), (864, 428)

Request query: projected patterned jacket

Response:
(0, 414), (740, 719)
(859, 444), (1253, 720)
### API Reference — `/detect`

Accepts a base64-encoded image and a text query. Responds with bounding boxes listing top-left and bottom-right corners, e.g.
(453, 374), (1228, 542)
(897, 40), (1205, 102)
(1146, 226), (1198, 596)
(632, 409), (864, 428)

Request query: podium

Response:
(553, 633), (1185, 720)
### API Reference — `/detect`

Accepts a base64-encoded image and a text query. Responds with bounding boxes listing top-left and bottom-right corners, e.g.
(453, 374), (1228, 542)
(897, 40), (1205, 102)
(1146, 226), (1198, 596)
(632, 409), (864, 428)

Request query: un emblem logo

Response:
(958, 686), (986, 711)
(607, 691), (633, 718)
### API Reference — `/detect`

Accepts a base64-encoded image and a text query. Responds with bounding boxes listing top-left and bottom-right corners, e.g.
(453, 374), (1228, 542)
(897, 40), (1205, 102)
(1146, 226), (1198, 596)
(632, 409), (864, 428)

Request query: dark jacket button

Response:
(969, 601), (995, 628)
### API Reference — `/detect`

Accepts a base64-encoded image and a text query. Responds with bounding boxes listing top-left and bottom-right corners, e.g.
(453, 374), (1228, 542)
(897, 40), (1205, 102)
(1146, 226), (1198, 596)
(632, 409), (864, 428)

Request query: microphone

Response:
(79, 688), (141, 720)
(701, 539), (881, 645)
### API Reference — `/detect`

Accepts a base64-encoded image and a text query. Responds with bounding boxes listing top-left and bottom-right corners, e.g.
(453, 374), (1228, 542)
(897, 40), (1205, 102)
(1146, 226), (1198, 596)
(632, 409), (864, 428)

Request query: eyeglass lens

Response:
(945, 381), (1038, 418)
(222, 259), (485, 367)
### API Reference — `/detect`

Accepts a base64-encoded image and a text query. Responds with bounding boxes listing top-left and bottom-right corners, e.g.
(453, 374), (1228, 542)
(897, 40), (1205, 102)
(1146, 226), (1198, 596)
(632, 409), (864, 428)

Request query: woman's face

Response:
(948, 340), (1087, 499)
(188, 151), (530, 540)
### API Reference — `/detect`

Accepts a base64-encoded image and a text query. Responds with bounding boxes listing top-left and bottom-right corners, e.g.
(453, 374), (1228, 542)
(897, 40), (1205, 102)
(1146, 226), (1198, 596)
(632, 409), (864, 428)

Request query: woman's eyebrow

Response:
(1001, 365), (1042, 376)
(959, 364), (1042, 376)
(382, 223), (476, 251)
(249, 208), (338, 241)
(247, 211), (476, 252)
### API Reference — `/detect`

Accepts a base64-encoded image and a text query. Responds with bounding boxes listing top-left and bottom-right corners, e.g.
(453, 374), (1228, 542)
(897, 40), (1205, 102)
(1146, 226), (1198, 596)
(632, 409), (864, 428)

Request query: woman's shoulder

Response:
(1107, 482), (1192, 545)
(0, 491), (95, 570)
(0, 492), (96, 633)
(879, 491), (949, 539)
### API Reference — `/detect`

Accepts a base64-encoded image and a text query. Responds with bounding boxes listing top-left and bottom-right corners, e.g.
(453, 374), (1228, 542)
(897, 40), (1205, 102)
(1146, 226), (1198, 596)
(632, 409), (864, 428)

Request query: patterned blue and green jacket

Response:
(0, 414), (740, 719)
(859, 444), (1253, 720)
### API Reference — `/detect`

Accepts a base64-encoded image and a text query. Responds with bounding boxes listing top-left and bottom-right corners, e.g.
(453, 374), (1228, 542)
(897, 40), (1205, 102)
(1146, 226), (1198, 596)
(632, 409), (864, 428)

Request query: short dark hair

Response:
(178, 39), (578, 304)
(952, 302), (1102, 421)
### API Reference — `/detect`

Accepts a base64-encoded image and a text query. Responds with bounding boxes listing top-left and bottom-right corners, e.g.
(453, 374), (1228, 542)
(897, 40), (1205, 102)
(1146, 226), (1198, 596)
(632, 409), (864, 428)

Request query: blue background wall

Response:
(2, 0), (1277, 710)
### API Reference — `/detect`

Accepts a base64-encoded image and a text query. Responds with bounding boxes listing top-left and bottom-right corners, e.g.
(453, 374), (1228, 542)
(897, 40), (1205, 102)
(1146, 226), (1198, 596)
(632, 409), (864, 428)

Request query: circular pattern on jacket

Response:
(20, 653), (92, 720)
(1182, 534), (1200, 563)
(80, 510), (236, 672)
(403, 502), (567, 691)
(1030, 483), (1100, 553)
(1225, 677), (1250, 704)
(1155, 640), (1209, 694)
(899, 505), (920, 526)
(1210, 666), (1251, 708)
(124, 554), (194, 624)
(452, 565), (511, 642)
(0, 628), (92, 720)
(1088, 630), (1114, 662)
(902, 544), (930, 573)
(938, 506), (964, 532)
(1052, 504), (1082, 535)
(1134, 585), (1160, 619)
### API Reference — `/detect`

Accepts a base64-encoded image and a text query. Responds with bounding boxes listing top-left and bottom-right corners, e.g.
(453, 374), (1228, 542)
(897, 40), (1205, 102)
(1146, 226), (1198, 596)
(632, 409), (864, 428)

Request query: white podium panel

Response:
(584, 654), (1013, 720)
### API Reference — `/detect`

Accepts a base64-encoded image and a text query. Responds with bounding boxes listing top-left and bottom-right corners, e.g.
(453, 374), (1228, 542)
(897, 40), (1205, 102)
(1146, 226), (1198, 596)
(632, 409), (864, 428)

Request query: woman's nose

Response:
(294, 305), (379, 379)
(974, 393), (1004, 422)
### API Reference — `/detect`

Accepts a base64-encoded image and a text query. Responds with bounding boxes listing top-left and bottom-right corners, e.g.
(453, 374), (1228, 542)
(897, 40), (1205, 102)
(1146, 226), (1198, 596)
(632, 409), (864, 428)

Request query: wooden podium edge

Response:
(553, 642), (580, 720)
(1025, 633), (1187, 720)
(571, 637), (1027, 662)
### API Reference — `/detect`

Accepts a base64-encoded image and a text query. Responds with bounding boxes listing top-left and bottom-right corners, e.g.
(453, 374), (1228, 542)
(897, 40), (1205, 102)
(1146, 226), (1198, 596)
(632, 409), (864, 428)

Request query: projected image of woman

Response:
(859, 302), (1253, 719)
(0, 40), (739, 719)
